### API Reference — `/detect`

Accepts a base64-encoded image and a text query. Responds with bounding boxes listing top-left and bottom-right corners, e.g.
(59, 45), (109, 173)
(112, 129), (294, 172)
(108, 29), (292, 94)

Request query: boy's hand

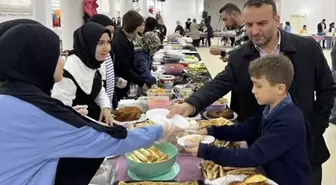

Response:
(184, 143), (200, 157)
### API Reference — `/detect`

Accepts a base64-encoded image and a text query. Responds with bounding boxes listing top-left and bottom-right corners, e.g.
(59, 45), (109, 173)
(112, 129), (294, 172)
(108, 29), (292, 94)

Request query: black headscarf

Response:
(90, 14), (114, 27)
(0, 24), (127, 139)
(0, 19), (41, 81)
(72, 22), (111, 69)
(0, 19), (41, 36)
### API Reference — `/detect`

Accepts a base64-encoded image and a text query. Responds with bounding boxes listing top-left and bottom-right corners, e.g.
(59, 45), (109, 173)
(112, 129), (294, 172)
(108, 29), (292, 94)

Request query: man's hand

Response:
(184, 142), (200, 157)
(99, 108), (114, 125)
(210, 48), (223, 56)
(167, 103), (195, 118)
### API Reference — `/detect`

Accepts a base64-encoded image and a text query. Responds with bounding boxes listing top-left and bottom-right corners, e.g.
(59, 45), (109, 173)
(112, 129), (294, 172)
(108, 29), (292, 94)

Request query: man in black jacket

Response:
(112, 10), (146, 101)
(317, 19), (327, 49)
(168, 0), (336, 184)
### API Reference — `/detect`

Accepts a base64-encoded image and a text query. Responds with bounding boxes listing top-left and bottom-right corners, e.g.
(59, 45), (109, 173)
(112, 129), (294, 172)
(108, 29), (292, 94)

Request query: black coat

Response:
(187, 30), (336, 169)
(317, 22), (326, 33)
(112, 28), (145, 99)
(175, 25), (185, 36)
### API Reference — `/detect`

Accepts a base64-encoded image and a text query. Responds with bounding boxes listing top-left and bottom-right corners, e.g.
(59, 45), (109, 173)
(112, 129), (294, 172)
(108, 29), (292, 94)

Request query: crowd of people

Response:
(0, 0), (336, 185)
(174, 18), (214, 47)
(0, 11), (181, 185)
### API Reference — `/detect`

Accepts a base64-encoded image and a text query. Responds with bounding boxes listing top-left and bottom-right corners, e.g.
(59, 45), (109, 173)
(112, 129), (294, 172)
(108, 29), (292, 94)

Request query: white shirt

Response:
(52, 55), (111, 109)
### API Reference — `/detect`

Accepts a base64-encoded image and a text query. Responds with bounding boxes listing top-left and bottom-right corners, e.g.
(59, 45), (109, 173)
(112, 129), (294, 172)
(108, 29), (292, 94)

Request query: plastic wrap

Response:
(90, 159), (119, 185)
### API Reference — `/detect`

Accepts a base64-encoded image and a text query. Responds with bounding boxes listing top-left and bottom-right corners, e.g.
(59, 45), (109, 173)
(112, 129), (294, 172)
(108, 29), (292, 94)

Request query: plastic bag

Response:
(89, 158), (119, 185)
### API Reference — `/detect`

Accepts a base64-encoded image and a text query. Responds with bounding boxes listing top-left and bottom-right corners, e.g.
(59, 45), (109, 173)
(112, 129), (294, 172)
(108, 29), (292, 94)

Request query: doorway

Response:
(290, 15), (306, 34)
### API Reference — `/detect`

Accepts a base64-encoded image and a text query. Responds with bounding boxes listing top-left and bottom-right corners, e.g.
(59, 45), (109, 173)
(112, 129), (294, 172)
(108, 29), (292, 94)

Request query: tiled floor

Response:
(197, 47), (336, 185)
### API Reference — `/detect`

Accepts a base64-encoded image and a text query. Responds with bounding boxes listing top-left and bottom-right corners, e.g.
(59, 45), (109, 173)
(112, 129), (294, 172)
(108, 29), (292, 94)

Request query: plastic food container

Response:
(138, 96), (170, 112)
(148, 99), (172, 110)
(147, 88), (174, 99)
(164, 64), (185, 75)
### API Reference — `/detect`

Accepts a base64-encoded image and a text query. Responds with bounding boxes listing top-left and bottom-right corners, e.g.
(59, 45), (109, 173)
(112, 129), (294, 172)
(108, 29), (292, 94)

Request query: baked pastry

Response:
(207, 109), (234, 119)
(243, 174), (267, 184)
(115, 106), (142, 122)
(228, 182), (246, 185)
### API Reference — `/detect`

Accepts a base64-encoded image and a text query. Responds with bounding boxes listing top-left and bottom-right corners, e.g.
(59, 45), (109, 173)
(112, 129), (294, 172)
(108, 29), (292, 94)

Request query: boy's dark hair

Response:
(244, 0), (277, 15)
(144, 17), (157, 33)
(122, 10), (144, 33)
(249, 55), (294, 90)
(219, 3), (241, 14)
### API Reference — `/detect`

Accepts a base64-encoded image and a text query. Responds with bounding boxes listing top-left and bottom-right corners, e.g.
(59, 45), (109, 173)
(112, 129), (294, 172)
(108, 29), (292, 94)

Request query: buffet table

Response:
(112, 44), (210, 182)
(90, 44), (214, 185)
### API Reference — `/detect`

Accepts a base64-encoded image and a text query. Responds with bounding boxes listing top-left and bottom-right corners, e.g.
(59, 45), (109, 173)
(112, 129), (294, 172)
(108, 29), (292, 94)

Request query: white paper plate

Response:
(113, 114), (147, 128)
(208, 175), (278, 185)
(146, 108), (190, 129)
(203, 111), (238, 121)
(177, 134), (215, 147)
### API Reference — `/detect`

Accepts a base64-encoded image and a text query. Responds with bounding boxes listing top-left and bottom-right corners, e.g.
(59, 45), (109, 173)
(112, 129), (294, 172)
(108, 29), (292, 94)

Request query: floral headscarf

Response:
(138, 31), (161, 56)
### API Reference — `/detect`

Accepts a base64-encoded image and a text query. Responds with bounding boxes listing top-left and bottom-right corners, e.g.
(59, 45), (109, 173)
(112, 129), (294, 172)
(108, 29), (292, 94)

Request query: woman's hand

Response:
(73, 105), (89, 115)
(99, 108), (114, 125)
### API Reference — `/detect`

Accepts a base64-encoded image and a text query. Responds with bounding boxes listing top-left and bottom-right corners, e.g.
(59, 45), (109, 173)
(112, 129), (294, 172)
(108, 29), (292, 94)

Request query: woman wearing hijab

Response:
(134, 17), (160, 88)
(0, 23), (181, 185)
(52, 22), (113, 123)
(90, 14), (128, 109)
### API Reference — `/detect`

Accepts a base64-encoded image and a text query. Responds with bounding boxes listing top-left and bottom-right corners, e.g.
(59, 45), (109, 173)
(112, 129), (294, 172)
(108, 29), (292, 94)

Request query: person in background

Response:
(330, 44), (336, 125)
(317, 19), (327, 48)
(116, 16), (122, 27)
(299, 25), (307, 35)
(326, 22), (335, 48)
(134, 17), (161, 89)
(199, 19), (206, 46)
(90, 14), (128, 109)
(190, 19), (200, 47)
(279, 22), (283, 29)
(51, 22), (115, 184)
(209, 3), (249, 61)
(168, 0), (336, 184)
(156, 17), (167, 45)
(137, 21), (145, 37)
(0, 21), (184, 185)
(111, 17), (117, 26)
(185, 55), (310, 185)
(205, 18), (214, 47)
(175, 20), (185, 36)
(113, 10), (147, 101)
(185, 18), (192, 32)
(284, 21), (291, 33)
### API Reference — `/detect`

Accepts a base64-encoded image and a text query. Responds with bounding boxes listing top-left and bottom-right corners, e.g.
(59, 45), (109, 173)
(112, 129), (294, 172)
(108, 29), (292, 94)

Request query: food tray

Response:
(147, 89), (174, 99)
(209, 175), (278, 185)
(202, 111), (238, 121)
(113, 180), (205, 185)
